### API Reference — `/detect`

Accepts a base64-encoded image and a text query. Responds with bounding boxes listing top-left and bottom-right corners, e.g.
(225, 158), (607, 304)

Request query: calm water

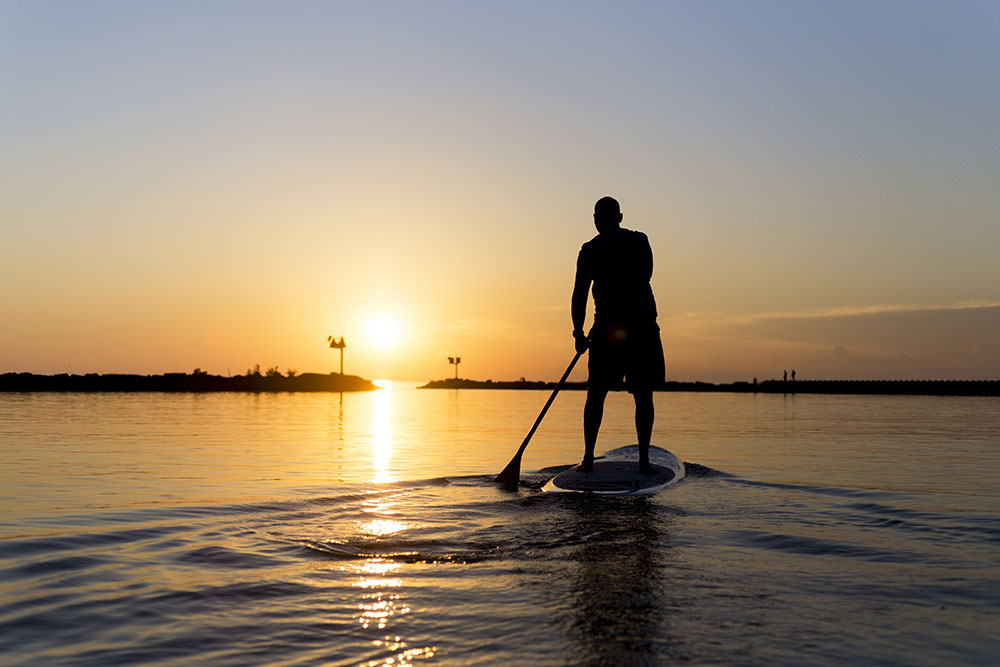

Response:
(1, 386), (998, 665)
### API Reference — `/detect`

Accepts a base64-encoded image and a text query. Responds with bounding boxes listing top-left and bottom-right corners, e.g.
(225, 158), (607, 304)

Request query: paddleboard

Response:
(542, 445), (684, 496)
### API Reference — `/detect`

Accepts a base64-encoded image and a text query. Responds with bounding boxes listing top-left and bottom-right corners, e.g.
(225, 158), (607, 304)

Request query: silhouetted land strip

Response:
(420, 378), (1000, 397)
(0, 372), (377, 393)
(421, 378), (589, 390)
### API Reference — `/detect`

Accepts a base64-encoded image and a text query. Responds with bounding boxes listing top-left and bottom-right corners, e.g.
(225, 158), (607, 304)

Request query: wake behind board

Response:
(542, 445), (684, 496)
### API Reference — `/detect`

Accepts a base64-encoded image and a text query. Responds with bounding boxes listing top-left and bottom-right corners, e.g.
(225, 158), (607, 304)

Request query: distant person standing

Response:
(791, 369), (796, 381)
(784, 370), (788, 382)
(572, 196), (664, 474)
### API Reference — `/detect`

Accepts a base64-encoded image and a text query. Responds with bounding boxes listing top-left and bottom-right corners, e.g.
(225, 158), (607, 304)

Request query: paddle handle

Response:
(494, 349), (583, 489)
(518, 350), (583, 451)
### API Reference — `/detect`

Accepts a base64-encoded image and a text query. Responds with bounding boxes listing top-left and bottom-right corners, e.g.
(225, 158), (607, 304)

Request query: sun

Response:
(366, 315), (402, 349)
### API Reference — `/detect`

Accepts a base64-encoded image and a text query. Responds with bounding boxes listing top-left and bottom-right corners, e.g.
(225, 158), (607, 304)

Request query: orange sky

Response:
(2, 3), (998, 382)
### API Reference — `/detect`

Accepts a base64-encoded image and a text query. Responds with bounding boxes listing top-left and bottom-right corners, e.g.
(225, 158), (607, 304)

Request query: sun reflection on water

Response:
(351, 485), (435, 665)
(371, 380), (393, 484)
(354, 560), (407, 630)
(353, 387), (436, 665)
(359, 518), (410, 537)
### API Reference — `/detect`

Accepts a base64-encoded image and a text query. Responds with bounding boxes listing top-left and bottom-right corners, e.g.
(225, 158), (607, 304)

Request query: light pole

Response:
(328, 336), (346, 374)
(448, 356), (461, 380)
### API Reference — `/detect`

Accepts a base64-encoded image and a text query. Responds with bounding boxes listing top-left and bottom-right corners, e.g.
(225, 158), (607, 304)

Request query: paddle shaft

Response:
(494, 349), (584, 489)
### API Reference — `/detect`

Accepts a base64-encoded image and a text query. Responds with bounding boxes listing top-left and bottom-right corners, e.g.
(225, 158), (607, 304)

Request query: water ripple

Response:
(730, 528), (925, 562)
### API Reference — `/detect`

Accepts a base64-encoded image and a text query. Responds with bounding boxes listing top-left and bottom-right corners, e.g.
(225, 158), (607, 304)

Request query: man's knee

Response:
(586, 387), (608, 406)
(633, 390), (654, 411)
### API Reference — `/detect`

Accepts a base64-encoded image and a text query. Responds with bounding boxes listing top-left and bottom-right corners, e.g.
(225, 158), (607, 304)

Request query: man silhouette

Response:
(572, 196), (664, 474)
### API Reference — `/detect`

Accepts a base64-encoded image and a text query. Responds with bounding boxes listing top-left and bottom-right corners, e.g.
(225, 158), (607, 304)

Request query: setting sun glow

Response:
(366, 316), (402, 350)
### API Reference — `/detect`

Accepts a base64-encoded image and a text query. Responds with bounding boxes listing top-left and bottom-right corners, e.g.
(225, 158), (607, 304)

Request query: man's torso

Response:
(578, 227), (657, 325)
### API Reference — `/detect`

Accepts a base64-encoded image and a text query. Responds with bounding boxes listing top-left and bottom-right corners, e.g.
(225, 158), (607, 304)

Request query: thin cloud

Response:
(697, 302), (1000, 357)
(668, 300), (1000, 328)
(744, 300), (1000, 323)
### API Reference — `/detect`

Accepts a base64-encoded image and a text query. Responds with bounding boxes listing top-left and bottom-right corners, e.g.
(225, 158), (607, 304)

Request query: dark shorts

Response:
(588, 320), (665, 394)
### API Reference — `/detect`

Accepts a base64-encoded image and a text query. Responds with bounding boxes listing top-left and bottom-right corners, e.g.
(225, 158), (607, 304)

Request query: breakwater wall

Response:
(0, 372), (377, 393)
(420, 378), (999, 396)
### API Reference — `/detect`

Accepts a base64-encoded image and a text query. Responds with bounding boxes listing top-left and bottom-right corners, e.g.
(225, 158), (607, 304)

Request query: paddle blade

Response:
(493, 455), (521, 491)
(492, 350), (583, 492)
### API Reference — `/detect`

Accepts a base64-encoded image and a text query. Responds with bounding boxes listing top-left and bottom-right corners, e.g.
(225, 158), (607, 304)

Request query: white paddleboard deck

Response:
(542, 445), (684, 496)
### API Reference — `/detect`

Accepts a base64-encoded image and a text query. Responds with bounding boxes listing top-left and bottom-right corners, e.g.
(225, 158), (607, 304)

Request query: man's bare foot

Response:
(578, 458), (594, 473)
(638, 463), (658, 475)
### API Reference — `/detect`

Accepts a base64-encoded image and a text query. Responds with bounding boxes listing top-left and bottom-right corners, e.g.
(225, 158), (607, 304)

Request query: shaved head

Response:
(594, 196), (620, 216)
(593, 196), (623, 233)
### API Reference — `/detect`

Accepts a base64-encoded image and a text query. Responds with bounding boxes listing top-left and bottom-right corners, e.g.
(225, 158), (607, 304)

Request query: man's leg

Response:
(581, 387), (607, 471)
(634, 389), (655, 473)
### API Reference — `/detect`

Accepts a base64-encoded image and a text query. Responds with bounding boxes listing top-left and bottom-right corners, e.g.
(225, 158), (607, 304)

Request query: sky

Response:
(2, 0), (998, 382)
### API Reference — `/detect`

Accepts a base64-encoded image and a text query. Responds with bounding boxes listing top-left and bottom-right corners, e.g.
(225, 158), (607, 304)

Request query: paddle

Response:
(494, 349), (585, 491)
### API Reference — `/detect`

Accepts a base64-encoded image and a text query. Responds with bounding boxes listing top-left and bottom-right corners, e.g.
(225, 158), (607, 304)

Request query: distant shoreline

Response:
(0, 372), (377, 393)
(419, 378), (1000, 397)
(4, 373), (996, 396)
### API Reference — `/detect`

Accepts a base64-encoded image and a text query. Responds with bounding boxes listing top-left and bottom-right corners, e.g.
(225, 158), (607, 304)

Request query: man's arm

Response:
(571, 252), (590, 351)
(642, 232), (653, 281)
